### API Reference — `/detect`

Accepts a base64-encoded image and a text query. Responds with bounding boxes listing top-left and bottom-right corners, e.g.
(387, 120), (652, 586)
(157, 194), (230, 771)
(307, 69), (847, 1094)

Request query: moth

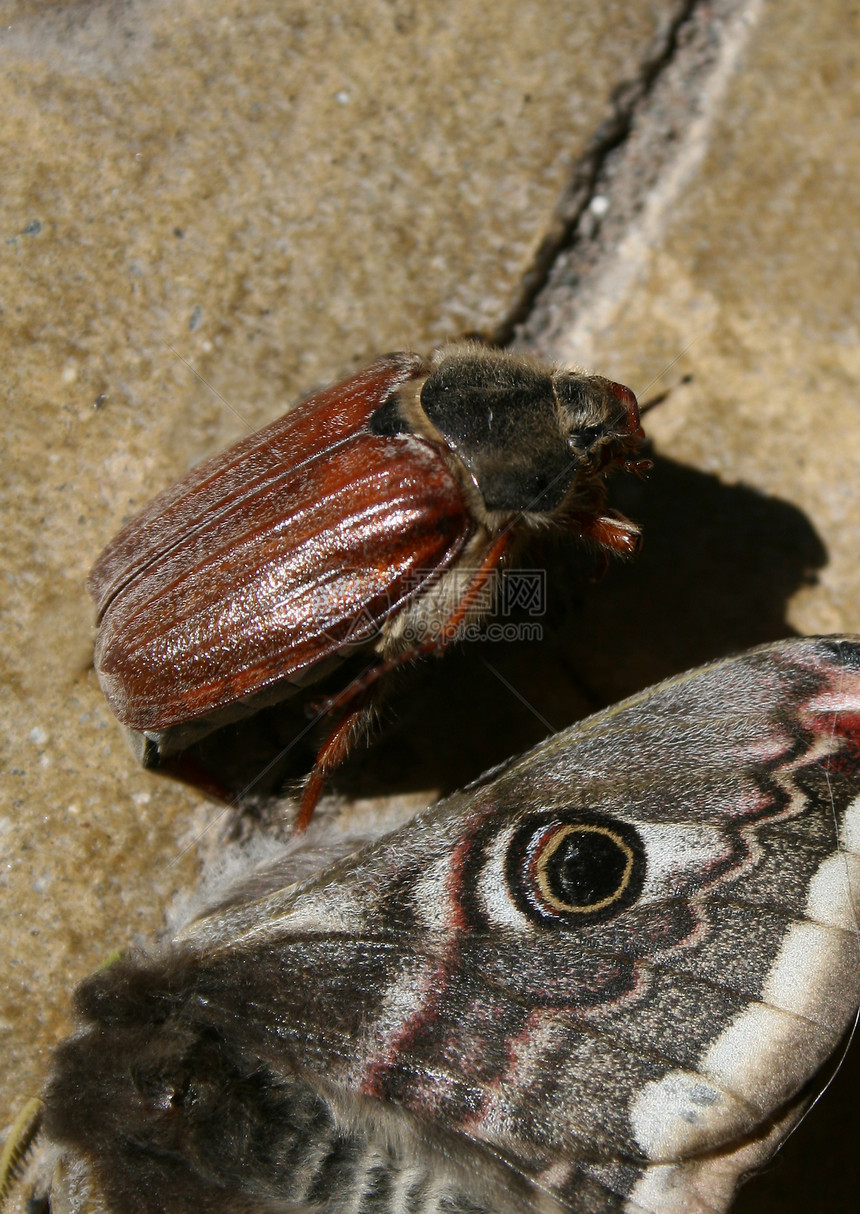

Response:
(10, 636), (860, 1213)
(88, 343), (646, 825)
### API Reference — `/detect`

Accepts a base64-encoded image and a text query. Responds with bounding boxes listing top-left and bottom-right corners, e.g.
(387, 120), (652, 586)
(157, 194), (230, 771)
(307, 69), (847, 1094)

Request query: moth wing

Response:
(37, 640), (860, 1214)
(88, 352), (425, 616)
(93, 430), (473, 730)
(172, 637), (860, 1213)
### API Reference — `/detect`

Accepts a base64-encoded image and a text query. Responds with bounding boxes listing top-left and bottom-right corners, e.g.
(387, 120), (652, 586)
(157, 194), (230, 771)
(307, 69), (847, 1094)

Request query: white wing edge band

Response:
(624, 791), (860, 1214)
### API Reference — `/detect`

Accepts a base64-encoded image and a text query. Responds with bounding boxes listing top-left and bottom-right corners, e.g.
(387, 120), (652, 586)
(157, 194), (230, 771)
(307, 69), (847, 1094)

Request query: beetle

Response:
(89, 342), (647, 828)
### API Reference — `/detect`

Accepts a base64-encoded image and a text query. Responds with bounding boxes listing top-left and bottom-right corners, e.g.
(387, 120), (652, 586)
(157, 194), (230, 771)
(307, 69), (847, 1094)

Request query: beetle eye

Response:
(568, 426), (606, 454)
(506, 813), (645, 927)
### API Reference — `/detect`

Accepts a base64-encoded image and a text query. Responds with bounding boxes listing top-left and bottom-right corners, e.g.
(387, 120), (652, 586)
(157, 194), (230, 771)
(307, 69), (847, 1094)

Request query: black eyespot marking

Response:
(506, 812), (645, 927)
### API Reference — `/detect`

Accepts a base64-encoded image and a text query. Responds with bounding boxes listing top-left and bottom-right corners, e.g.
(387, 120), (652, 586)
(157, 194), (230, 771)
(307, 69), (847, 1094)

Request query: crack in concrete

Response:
(495, 0), (757, 353)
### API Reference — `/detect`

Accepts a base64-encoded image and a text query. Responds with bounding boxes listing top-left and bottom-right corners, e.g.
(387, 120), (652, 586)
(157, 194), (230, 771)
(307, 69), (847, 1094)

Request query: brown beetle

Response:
(89, 343), (646, 827)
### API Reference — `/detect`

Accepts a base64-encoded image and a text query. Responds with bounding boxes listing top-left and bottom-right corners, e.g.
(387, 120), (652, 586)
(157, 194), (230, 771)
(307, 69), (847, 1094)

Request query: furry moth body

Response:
(15, 638), (860, 1213)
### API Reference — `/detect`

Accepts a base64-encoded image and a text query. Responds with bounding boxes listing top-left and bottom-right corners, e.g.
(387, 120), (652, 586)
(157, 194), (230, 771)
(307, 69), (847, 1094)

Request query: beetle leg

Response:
(569, 508), (642, 557)
(295, 697), (371, 833)
(294, 533), (513, 831)
(425, 530), (512, 650)
(318, 530), (513, 718)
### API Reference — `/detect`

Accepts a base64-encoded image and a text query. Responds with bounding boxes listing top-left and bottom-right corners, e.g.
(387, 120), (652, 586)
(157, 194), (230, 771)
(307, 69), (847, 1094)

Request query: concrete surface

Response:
(1, 0), (858, 1210)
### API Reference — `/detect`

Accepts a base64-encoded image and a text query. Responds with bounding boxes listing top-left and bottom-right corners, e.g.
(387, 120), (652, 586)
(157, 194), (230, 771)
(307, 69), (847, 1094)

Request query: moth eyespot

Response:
(506, 813), (645, 927)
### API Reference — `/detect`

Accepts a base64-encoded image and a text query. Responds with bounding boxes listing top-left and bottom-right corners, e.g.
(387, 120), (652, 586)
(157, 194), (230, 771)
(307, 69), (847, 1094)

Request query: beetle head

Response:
(418, 346), (643, 518)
